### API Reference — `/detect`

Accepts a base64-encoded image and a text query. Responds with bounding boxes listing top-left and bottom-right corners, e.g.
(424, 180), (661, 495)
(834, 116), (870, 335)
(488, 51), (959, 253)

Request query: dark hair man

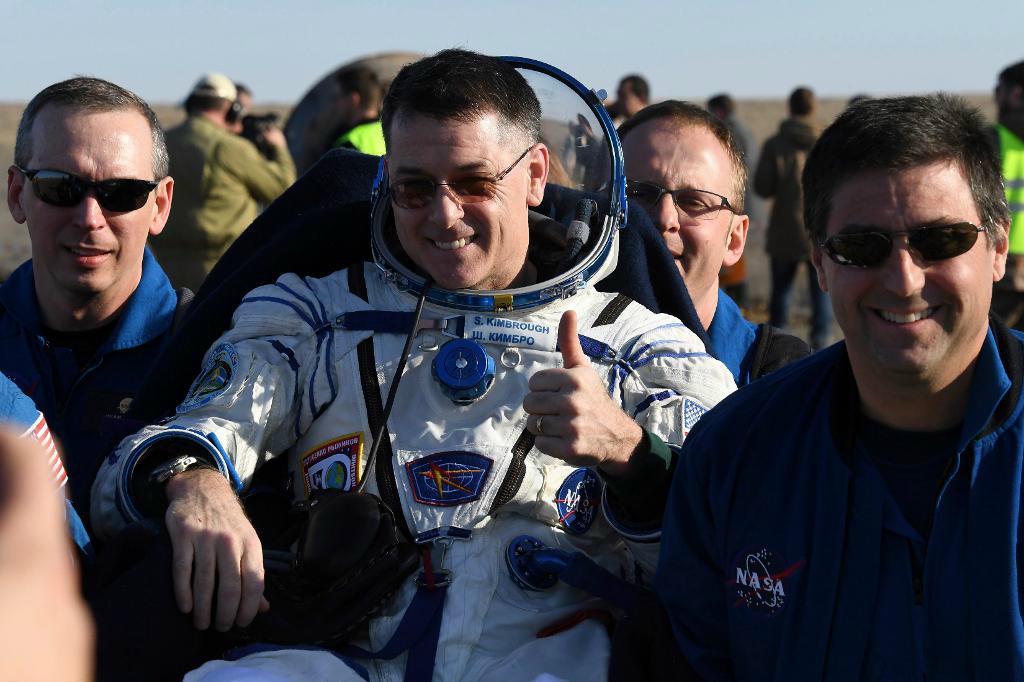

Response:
(620, 101), (808, 385)
(331, 66), (386, 156)
(3, 77), (177, 521)
(755, 85), (831, 349)
(657, 94), (1020, 680)
(991, 60), (1024, 327)
(151, 73), (296, 293)
(92, 49), (735, 678)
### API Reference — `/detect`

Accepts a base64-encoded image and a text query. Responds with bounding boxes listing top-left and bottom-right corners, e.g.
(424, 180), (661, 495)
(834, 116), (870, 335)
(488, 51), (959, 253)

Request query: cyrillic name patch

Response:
(301, 432), (362, 495)
(406, 452), (492, 507)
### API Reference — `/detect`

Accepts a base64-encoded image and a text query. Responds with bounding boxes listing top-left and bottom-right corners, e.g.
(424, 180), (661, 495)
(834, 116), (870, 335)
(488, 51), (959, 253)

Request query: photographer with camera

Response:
(152, 73), (296, 293)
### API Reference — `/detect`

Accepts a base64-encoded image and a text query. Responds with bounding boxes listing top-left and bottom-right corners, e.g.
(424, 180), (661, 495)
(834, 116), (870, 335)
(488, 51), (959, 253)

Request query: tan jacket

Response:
(153, 116), (296, 291)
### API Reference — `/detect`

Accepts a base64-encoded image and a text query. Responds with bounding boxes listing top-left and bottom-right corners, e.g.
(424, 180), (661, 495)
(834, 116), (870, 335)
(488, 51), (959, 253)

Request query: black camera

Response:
(240, 112), (280, 159)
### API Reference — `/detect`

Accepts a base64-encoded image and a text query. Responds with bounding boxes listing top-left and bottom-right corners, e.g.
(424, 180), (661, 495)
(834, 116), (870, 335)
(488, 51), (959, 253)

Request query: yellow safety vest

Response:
(998, 124), (1024, 255)
(333, 120), (387, 157)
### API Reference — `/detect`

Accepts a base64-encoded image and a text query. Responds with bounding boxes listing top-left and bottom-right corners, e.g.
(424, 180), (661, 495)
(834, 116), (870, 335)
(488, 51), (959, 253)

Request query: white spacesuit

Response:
(91, 58), (736, 682)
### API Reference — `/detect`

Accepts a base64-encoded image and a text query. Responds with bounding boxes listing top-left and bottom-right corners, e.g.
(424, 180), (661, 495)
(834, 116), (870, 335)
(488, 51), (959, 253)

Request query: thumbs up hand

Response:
(557, 309), (590, 369)
(523, 311), (643, 476)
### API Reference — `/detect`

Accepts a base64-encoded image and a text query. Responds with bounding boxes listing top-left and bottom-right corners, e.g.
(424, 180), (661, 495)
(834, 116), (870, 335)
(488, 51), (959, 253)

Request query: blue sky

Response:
(3, 0), (1021, 104)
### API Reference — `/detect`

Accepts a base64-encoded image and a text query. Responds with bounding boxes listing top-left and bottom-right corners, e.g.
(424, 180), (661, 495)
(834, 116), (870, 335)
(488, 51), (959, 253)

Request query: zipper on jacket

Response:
(917, 451), (964, 605)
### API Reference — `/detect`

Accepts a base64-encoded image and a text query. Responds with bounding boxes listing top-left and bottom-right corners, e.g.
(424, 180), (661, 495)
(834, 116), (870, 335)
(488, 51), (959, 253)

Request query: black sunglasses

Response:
(819, 222), (986, 268)
(389, 146), (534, 210)
(16, 166), (159, 213)
(626, 181), (735, 222)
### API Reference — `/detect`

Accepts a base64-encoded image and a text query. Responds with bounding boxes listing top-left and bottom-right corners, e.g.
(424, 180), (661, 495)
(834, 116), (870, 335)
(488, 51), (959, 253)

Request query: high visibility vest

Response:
(333, 120), (386, 157)
(998, 124), (1024, 255)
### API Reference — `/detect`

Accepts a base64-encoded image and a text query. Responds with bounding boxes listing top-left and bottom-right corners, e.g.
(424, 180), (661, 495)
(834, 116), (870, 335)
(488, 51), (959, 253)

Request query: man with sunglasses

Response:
(656, 94), (1024, 680)
(2, 77), (177, 526)
(620, 101), (808, 386)
(91, 50), (735, 680)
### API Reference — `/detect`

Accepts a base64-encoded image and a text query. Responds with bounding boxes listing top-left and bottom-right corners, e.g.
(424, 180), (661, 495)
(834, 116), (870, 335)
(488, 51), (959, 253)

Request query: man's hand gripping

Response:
(165, 468), (269, 631)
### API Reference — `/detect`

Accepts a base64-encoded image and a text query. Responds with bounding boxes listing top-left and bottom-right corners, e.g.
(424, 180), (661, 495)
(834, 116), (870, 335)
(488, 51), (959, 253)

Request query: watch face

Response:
(152, 455), (200, 484)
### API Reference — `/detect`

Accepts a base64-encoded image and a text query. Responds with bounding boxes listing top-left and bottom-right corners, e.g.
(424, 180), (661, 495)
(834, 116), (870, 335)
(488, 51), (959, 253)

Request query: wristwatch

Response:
(149, 454), (203, 485)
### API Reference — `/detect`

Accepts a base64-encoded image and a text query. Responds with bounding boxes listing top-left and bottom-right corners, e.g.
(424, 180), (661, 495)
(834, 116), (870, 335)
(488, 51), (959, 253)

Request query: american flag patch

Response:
(21, 413), (67, 490)
(683, 398), (709, 431)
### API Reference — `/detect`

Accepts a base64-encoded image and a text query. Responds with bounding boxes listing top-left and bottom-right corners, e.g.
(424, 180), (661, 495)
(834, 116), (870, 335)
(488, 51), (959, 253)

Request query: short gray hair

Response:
(15, 76), (168, 179)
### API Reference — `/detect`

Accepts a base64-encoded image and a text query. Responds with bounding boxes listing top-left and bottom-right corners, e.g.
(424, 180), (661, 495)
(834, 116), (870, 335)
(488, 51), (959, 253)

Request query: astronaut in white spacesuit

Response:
(91, 49), (735, 681)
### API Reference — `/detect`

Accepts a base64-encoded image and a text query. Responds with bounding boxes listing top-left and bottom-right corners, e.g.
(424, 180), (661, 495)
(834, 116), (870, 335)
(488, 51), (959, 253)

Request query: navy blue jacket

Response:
(657, 322), (1024, 681)
(0, 249), (177, 522)
(707, 290), (759, 386)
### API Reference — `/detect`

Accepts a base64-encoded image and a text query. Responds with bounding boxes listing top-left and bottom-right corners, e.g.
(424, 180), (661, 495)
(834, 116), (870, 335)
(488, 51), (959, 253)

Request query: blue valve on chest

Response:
(431, 339), (496, 405)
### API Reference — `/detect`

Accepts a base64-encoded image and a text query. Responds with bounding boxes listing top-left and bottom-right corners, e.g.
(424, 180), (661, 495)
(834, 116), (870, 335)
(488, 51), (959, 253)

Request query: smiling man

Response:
(620, 101), (808, 385)
(92, 50), (734, 680)
(655, 94), (1024, 680)
(3, 77), (176, 521)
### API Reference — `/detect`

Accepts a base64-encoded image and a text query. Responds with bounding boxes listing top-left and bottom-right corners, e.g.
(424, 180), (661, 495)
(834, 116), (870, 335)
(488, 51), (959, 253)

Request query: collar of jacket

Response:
(0, 247), (177, 353)
(827, 317), (1022, 464)
(707, 288), (757, 383)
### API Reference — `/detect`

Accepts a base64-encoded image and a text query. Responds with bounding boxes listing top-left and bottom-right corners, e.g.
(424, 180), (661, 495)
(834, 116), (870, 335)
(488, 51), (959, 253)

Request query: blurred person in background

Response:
(331, 66), (386, 156)
(991, 60), (1024, 328)
(152, 73), (295, 293)
(608, 74), (650, 125)
(707, 93), (762, 309)
(755, 86), (830, 350)
(620, 101), (808, 386)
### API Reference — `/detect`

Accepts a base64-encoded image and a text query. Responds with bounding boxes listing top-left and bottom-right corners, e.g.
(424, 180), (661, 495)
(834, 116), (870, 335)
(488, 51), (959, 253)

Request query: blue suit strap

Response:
(339, 572), (448, 682)
(572, 335), (617, 362)
(559, 551), (647, 611)
(507, 535), (646, 612)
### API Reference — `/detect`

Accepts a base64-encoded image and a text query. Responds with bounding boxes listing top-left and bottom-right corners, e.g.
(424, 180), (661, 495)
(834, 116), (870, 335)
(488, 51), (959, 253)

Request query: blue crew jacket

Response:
(657, 322), (1024, 681)
(706, 289), (759, 387)
(0, 249), (177, 523)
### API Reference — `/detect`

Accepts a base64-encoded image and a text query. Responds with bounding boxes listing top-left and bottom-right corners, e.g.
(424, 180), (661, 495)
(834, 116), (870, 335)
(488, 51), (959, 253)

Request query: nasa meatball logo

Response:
(555, 468), (601, 534)
(728, 548), (805, 616)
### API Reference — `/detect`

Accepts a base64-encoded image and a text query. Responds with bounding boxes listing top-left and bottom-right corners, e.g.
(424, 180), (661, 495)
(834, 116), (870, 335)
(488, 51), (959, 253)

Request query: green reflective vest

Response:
(998, 124), (1024, 255)
(333, 120), (386, 156)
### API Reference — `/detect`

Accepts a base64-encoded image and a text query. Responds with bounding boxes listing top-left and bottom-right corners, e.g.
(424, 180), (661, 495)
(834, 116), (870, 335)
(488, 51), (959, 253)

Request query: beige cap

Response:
(189, 73), (237, 101)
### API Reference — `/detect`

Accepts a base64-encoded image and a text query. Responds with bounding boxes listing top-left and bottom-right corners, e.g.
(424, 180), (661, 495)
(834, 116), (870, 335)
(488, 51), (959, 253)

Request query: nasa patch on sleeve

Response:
(554, 468), (602, 534)
(178, 343), (240, 413)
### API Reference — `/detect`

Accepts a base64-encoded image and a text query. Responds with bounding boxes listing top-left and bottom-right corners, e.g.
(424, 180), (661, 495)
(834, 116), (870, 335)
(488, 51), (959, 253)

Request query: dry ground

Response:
(0, 94), (996, 344)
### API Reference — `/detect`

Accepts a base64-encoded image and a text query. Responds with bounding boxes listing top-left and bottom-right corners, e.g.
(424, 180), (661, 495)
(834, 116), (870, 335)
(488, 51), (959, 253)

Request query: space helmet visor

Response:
(370, 56), (626, 313)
